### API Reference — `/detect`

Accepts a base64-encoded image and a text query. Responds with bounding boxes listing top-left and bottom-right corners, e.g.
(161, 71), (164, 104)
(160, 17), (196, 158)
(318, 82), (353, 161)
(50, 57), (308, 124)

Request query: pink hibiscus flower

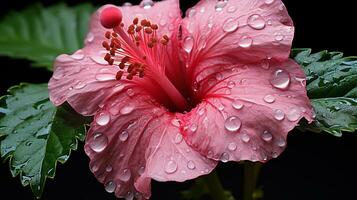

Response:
(49, 0), (314, 199)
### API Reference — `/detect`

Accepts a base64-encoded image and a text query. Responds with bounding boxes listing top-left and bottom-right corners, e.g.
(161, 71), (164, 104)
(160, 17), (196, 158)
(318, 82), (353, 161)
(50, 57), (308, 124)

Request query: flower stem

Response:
(202, 171), (230, 200)
(243, 162), (262, 200)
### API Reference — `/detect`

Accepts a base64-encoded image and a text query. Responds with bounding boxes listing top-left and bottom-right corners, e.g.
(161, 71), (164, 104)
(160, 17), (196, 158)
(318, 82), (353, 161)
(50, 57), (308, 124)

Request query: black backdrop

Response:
(0, 0), (356, 200)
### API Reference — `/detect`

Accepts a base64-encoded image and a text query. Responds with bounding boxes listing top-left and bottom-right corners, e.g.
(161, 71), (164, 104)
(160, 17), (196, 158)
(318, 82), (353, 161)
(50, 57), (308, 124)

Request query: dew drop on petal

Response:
(126, 192), (134, 200)
(232, 99), (244, 110)
(190, 123), (198, 132)
(71, 50), (85, 60)
(238, 35), (253, 48)
(119, 130), (129, 142)
(159, 19), (167, 26)
(91, 55), (109, 65)
(227, 81), (236, 88)
(274, 109), (285, 121)
(171, 119), (180, 127)
(228, 142), (237, 151)
(222, 18), (239, 33)
(138, 166), (145, 175)
(120, 105), (135, 115)
(187, 8), (196, 17)
(287, 107), (301, 122)
(57, 54), (73, 63)
(123, 2), (132, 6)
(174, 133), (183, 144)
(227, 5), (237, 13)
(224, 116), (242, 132)
(183, 36), (194, 53)
(126, 88), (135, 97)
(265, 0), (275, 4)
(86, 32), (94, 43)
(241, 133), (250, 143)
(215, 1), (227, 11)
(165, 160), (178, 174)
(262, 131), (273, 142)
(140, 0), (154, 9)
(95, 73), (116, 81)
(187, 160), (196, 170)
(247, 14), (266, 30)
(276, 138), (286, 147)
(90, 132), (108, 152)
(260, 60), (270, 70)
(106, 165), (113, 172)
(197, 107), (206, 116)
(96, 112), (110, 126)
(105, 181), (116, 193)
(119, 169), (131, 182)
(270, 69), (291, 89)
(263, 95), (275, 103)
(220, 152), (230, 162)
(275, 32), (284, 41)
(74, 81), (87, 89)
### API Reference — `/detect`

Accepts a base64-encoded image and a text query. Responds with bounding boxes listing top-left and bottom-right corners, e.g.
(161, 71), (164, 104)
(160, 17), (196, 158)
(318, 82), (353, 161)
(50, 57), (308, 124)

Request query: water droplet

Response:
(262, 131), (273, 142)
(223, 18), (239, 33)
(187, 160), (196, 170)
(247, 14), (266, 30)
(270, 69), (291, 89)
(140, 0), (154, 9)
(197, 107), (206, 116)
(232, 99), (244, 110)
(200, 7), (205, 13)
(276, 138), (286, 147)
(95, 73), (115, 81)
(274, 32), (284, 41)
(190, 123), (198, 132)
(241, 133), (250, 143)
(224, 116), (242, 132)
(215, 1), (227, 11)
(126, 192), (134, 200)
(105, 181), (116, 193)
(57, 54), (73, 63)
(220, 152), (230, 162)
(238, 35), (253, 48)
(260, 60), (270, 69)
(228, 142), (237, 151)
(119, 169), (131, 182)
(25, 141), (32, 146)
(294, 76), (306, 87)
(274, 109), (285, 121)
(165, 160), (178, 174)
(287, 108), (301, 122)
(106, 165), (113, 172)
(86, 32), (94, 43)
(174, 134), (183, 144)
(216, 73), (223, 80)
(74, 81), (87, 89)
(265, 0), (275, 4)
(159, 19), (167, 26)
(91, 55), (108, 65)
(126, 88), (135, 97)
(113, 84), (125, 93)
(96, 112), (110, 126)
(120, 105), (135, 115)
(263, 95), (275, 103)
(171, 119), (180, 127)
(227, 81), (236, 88)
(187, 8), (196, 17)
(138, 166), (145, 175)
(120, 130), (129, 142)
(123, 2), (132, 6)
(227, 5), (237, 13)
(71, 50), (85, 60)
(183, 36), (194, 53)
(90, 132), (108, 152)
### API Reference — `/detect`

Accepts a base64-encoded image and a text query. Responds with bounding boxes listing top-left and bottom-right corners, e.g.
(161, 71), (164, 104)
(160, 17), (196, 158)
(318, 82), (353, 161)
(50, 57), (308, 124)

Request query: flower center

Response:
(99, 7), (189, 112)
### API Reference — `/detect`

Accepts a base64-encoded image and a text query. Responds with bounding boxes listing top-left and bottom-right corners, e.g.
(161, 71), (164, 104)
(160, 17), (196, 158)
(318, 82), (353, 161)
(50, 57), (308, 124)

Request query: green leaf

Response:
(292, 49), (357, 136)
(0, 3), (95, 70)
(0, 83), (89, 198)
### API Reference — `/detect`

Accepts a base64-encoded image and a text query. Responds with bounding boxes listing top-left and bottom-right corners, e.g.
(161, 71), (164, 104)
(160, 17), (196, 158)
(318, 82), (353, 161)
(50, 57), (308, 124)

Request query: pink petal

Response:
(180, 59), (314, 162)
(85, 89), (217, 199)
(48, 0), (182, 116)
(181, 0), (294, 73)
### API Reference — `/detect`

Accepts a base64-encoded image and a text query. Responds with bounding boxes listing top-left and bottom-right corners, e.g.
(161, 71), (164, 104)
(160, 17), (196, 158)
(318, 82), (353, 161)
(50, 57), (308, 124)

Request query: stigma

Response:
(99, 7), (170, 81)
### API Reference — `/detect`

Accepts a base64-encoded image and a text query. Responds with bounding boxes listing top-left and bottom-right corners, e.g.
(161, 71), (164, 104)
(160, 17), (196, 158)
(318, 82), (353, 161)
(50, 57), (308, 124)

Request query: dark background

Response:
(0, 0), (356, 199)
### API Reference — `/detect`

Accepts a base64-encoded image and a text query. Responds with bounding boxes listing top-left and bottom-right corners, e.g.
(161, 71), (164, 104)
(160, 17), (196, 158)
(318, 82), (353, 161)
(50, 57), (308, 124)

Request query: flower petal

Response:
(85, 89), (217, 199)
(181, 0), (294, 71)
(180, 59), (314, 162)
(49, 0), (182, 116)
